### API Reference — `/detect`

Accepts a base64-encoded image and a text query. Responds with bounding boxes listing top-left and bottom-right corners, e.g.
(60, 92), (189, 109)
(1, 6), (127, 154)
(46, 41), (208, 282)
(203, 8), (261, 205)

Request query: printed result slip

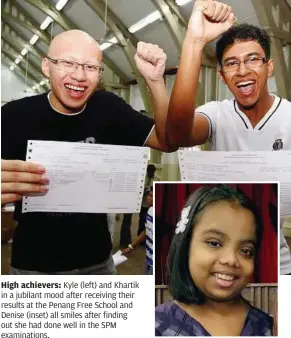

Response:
(178, 150), (291, 216)
(23, 140), (149, 213)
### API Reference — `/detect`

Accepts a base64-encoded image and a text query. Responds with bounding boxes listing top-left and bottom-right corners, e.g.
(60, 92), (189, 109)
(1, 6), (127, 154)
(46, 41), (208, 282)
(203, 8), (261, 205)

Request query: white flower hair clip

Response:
(175, 206), (191, 234)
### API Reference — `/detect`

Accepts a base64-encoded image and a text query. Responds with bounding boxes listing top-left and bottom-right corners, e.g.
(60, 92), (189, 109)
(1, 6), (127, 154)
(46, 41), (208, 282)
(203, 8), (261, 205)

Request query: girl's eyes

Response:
(240, 247), (255, 257)
(205, 241), (255, 257)
(206, 240), (222, 248)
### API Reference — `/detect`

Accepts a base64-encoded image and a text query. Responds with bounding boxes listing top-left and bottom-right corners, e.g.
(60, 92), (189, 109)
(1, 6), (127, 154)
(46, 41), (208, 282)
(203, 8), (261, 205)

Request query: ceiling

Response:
(1, 0), (290, 91)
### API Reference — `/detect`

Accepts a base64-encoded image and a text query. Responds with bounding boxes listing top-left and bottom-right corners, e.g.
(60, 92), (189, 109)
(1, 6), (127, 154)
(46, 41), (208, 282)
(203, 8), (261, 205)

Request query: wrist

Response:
(128, 244), (134, 250)
(145, 78), (165, 88)
(184, 34), (207, 49)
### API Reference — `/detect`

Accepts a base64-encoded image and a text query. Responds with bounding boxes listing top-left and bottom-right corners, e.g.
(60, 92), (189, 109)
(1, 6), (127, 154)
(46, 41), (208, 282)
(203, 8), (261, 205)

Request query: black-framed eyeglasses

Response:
(221, 56), (268, 73)
(46, 56), (104, 76)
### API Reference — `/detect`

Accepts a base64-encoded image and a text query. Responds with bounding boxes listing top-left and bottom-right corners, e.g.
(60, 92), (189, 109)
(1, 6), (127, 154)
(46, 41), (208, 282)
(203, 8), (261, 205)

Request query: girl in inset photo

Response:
(155, 185), (274, 336)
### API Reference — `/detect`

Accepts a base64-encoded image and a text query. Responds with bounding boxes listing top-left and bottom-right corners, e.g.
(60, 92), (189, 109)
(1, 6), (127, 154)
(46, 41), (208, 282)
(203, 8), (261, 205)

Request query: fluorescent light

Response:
(39, 81), (45, 86)
(129, 11), (162, 33)
(100, 42), (112, 51)
(55, 0), (69, 11)
(30, 34), (39, 45)
(15, 58), (21, 64)
(176, 0), (192, 6)
(10, 66), (15, 71)
(100, 37), (118, 51)
(32, 86), (36, 90)
(40, 16), (53, 30)
(21, 48), (28, 56)
(109, 37), (118, 44)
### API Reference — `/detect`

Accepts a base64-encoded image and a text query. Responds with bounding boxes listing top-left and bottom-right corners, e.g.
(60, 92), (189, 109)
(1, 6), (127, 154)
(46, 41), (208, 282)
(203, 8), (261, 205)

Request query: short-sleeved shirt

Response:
(197, 94), (291, 151)
(197, 95), (291, 274)
(1, 90), (154, 272)
(155, 301), (273, 336)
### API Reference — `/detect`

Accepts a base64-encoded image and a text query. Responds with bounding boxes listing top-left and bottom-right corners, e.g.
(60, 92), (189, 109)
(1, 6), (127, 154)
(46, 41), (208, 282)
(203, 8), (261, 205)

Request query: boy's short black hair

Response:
(216, 24), (271, 66)
(167, 184), (263, 305)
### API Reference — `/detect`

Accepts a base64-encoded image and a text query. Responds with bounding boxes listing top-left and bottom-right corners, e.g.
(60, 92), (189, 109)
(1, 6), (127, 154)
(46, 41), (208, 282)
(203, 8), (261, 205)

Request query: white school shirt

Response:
(197, 94), (291, 151)
(197, 94), (291, 274)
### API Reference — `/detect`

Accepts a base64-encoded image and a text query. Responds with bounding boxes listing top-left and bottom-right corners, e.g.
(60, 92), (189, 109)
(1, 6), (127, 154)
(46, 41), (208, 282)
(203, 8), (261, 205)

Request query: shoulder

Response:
(90, 90), (128, 106)
(248, 306), (273, 334)
(196, 99), (234, 117)
(155, 301), (180, 319)
(2, 93), (48, 117)
(147, 207), (153, 216)
(280, 97), (291, 110)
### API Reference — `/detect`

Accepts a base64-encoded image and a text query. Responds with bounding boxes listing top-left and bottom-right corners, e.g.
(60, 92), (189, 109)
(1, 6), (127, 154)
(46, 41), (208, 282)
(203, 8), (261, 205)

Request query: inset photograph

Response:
(155, 183), (278, 336)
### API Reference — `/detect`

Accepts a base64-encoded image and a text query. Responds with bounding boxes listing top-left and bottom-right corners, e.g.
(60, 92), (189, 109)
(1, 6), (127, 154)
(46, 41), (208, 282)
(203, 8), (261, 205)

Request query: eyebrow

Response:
(223, 52), (263, 63)
(201, 228), (256, 245)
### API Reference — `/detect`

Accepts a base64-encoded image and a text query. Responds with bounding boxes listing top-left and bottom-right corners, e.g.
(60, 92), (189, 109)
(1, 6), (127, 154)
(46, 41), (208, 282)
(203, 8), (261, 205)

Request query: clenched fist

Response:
(187, 0), (236, 45)
(134, 42), (167, 83)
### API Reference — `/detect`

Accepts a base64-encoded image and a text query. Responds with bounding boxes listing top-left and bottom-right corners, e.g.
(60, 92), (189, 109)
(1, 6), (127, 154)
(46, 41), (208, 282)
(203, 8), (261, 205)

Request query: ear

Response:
(267, 59), (274, 77)
(217, 68), (226, 84)
(42, 57), (50, 78)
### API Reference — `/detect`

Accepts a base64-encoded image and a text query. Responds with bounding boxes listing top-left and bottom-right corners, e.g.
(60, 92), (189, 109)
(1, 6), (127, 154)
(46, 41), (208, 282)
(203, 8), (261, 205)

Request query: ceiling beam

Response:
(2, 50), (44, 93)
(85, 0), (153, 112)
(162, 0), (216, 66)
(20, 0), (130, 82)
(251, 0), (291, 99)
(2, 37), (50, 90)
(2, 19), (45, 58)
(2, 56), (37, 89)
(2, 30), (43, 60)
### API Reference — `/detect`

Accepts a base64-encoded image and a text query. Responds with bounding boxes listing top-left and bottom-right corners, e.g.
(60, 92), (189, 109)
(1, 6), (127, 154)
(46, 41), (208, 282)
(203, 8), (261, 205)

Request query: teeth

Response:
(65, 84), (85, 91)
(214, 273), (235, 281)
(237, 81), (255, 87)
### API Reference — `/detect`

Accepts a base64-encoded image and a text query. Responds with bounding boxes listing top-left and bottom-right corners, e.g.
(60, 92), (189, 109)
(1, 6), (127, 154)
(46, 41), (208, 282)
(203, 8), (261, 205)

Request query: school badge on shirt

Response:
(272, 138), (283, 150)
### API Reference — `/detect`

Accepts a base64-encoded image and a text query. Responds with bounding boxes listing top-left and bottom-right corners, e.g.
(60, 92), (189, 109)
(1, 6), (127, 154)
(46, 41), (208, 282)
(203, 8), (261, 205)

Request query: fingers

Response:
(1, 182), (49, 194)
(1, 193), (23, 206)
(136, 42), (167, 65)
(1, 160), (45, 174)
(202, 1), (234, 24)
(1, 171), (49, 184)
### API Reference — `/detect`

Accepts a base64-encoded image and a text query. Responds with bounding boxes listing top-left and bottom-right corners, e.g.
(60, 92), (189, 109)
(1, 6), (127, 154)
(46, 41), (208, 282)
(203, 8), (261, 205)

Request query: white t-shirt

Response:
(197, 94), (291, 151)
(197, 95), (291, 274)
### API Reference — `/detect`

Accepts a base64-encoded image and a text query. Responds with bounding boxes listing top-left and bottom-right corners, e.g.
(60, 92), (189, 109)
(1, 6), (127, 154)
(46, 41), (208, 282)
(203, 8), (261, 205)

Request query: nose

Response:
(70, 65), (86, 81)
(236, 61), (251, 77)
(218, 248), (240, 268)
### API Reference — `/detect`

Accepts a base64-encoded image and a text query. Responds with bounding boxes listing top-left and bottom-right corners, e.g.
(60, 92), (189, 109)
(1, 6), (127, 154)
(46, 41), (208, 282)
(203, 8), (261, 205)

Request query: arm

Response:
(1, 103), (48, 205)
(122, 230), (146, 255)
(167, 0), (235, 147)
(134, 42), (177, 152)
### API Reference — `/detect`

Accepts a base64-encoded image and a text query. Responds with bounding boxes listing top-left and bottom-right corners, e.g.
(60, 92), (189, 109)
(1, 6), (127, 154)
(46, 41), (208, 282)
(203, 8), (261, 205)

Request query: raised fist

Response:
(134, 42), (167, 83)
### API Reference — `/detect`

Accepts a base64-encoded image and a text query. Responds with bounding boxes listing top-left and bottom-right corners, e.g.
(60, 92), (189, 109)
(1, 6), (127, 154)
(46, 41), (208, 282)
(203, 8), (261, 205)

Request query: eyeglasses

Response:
(46, 56), (104, 76)
(221, 56), (268, 73)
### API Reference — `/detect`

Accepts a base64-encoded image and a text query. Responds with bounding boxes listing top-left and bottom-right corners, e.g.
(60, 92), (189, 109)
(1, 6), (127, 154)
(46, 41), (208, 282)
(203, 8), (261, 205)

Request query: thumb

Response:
(228, 13), (237, 25)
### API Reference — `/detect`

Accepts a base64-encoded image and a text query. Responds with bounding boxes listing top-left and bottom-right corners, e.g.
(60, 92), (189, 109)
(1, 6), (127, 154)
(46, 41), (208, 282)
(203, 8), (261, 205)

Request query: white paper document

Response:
(23, 140), (150, 213)
(112, 250), (128, 267)
(178, 150), (291, 216)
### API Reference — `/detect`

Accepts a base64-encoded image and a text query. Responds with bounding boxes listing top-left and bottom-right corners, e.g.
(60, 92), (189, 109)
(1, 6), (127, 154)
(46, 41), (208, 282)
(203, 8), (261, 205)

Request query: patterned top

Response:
(145, 207), (153, 267)
(155, 301), (273, 336)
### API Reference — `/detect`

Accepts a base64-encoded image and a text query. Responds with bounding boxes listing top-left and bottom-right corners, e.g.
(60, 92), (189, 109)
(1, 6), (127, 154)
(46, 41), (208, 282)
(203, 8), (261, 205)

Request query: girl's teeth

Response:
(214, 273), (235, 281)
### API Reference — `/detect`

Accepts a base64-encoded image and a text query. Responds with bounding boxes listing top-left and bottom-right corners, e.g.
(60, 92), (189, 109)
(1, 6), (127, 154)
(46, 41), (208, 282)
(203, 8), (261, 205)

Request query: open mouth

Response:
(212, 272), (238, 288)
(64, 84), (87, 98)
(236, 80), (256, 96)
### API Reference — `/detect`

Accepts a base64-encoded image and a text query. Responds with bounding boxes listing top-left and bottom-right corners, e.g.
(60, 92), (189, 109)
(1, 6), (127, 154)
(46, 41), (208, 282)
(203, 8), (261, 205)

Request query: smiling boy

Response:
(166, 0), (291, 274)
(1, 30), (175, 275)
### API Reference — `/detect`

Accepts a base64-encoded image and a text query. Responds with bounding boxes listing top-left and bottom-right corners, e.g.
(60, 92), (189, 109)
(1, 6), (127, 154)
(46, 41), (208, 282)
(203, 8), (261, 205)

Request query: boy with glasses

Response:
(1, 29), (175, 275)
(166, 0), (291, 274)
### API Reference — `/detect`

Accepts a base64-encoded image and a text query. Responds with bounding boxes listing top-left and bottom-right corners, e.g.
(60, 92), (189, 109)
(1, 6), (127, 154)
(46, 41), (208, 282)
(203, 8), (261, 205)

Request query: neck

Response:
(237, 91), (275, 128)
(176, 296), (246, 318)
(49, 91), (85, 115)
